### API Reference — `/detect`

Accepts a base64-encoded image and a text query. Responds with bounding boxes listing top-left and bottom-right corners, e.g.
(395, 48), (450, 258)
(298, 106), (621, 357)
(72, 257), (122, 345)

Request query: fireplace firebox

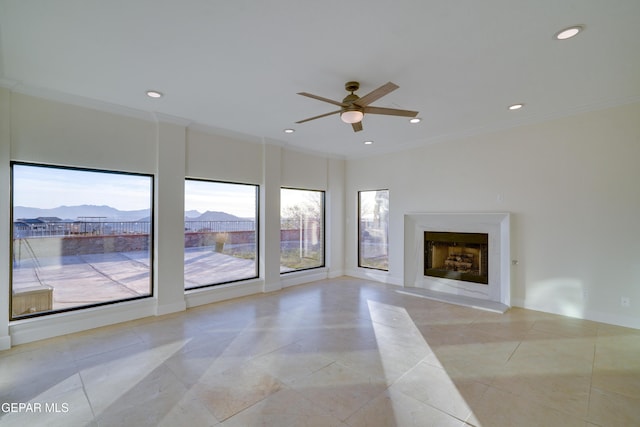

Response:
(424, 231), (488, 285)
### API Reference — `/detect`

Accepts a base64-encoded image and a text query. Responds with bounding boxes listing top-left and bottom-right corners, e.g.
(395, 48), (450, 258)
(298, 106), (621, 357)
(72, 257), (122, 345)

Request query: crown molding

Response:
(346, 95), (640, 160)
(6, 82), (157, 123)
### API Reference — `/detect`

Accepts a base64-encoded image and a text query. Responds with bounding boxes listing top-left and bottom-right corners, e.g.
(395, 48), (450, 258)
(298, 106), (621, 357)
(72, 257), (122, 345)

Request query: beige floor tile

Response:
(190, 361), (285, 422)
(0, 383), (95, 427)
(92, 364), (210, 426)
(163, 336), (254, 387)
(2, 277), (639, 426)
(391, 360), (488, 422)
(530, 317), (600, 339)
(592, 332), (640, 398)
(77, 341), (187, 415)
(0, 344), (79, 404)
(591, 370), (640, 399)
(220, 388), (347, 427)
(491, 371), (591, 418)
(250, 341), (334, 384)
(587, 387), (640, 427)
(96, 385), (218, 427)
(287, 361), (388, 421)
(507, 334), (596, 372)
(345, 387), (467, 427)
(66, 325), (144, 361)
(471, 386), (586, 427)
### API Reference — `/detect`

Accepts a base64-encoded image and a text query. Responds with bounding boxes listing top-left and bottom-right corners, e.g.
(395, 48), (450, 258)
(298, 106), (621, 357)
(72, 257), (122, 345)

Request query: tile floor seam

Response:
(504, 339), (523, 364)
(391, 384), (472, 427)
(76, 365), (97, 423)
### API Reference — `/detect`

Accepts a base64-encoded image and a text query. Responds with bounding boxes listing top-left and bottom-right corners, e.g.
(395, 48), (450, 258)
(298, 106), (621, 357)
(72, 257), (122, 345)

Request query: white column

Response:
(261, 142), (282, 292)
(153, 115), (188, 315)
(0, 87), (12, 349)
(327, 158), (345, 277)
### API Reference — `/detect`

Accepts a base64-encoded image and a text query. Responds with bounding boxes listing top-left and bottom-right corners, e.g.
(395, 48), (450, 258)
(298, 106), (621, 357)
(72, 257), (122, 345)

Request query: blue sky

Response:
(13, 164), (152, 211)
(13, 164), (258, 218)
(184, 179), (257, 218)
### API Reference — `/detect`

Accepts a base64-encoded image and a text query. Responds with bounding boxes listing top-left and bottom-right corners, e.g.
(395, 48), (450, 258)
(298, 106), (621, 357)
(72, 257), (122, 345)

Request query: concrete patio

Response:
(12, 247), (257, 315)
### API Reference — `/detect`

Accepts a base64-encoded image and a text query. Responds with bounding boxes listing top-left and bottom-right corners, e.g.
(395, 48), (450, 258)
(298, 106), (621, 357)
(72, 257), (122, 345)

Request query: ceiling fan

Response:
(296, 81), (419, 132)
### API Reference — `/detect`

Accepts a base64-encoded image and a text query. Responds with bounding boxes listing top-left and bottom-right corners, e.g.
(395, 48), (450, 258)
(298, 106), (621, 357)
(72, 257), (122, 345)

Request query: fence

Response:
(14, 220), (257, 238)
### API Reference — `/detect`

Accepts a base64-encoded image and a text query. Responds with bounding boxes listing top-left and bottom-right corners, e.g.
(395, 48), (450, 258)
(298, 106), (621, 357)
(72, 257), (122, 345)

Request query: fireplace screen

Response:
(424, 231), (488, 284)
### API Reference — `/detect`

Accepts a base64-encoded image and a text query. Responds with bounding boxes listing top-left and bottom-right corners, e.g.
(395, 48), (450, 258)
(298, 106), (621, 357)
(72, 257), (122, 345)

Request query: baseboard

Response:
(512, 298), (640, 330)
(345, 268), (403, 286)
(185, 279), (263, 308)
(155, 300), (187, 316)
(0, 335), (11, 351)
(398, 287), (509, 313)
(9, 298), (156, 346)
(281, 269), (328, 288)
(327, 268), (345, 279)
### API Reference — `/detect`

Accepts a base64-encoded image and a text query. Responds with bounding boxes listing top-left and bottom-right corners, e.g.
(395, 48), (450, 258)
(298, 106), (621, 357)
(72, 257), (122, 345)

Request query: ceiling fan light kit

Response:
(296, 81), (418, 132)
(341, 110), (364, 124)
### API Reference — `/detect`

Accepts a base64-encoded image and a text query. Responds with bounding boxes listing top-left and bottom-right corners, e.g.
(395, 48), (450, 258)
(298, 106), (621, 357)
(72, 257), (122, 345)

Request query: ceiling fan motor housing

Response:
(342, 93), (361, 111)
(345, 81), (360, 93)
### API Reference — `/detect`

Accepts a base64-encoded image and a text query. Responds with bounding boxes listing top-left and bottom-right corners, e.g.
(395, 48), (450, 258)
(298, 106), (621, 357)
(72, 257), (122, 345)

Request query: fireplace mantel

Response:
(403, 212), (511, 312)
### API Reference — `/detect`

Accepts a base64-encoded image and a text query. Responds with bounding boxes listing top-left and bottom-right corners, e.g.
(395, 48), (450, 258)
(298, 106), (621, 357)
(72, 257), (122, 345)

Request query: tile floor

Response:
(1, 277), (639, 426)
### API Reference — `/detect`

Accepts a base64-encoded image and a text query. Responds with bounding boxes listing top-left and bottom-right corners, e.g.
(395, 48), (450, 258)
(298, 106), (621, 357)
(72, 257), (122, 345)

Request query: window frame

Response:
(10, 161), (155, 320)
(280, 187), (326, 274)
(184, 178), (260, 290)
(357, 189), (390, 271)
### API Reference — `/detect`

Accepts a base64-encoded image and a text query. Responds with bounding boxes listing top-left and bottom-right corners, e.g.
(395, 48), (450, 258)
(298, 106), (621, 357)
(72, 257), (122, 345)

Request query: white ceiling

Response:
(1, 0), (639, 158)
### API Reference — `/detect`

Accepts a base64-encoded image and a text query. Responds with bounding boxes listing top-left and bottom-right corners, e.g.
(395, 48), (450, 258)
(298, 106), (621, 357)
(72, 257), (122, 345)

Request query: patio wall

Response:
(13, 230), (273, 260)
(13, 234), (151, 260)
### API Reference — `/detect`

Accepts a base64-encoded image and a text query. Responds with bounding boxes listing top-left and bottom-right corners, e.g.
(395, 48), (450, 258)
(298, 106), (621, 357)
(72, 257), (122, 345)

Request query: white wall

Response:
(1, 88), (637, 349)
(346, 102), (640, 329)
(0, 90), (343, 348)
(10, 93), (157, 173)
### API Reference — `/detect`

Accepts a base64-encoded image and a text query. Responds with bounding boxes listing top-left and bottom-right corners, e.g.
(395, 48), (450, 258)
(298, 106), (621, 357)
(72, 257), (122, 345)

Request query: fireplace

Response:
(404, 212), (511, 312)
(424, 231), (488, 284)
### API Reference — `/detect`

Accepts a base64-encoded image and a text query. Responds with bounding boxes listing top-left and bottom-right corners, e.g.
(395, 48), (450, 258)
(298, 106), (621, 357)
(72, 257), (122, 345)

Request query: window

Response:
(280, 188), (325, 273)
(184, 179), (258, 289)
(11, 163), (153, 319)
(358, 189), (389, 270)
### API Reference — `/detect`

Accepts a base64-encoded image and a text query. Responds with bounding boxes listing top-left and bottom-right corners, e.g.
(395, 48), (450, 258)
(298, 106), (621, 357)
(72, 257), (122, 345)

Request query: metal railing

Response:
(184, 220), (256, 233)
(13, 220), (259, 238)
(13, 218), (329, 238)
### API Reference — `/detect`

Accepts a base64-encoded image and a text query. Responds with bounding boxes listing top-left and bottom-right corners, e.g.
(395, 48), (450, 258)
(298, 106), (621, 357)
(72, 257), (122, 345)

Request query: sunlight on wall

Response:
(529, 278), (586, 319)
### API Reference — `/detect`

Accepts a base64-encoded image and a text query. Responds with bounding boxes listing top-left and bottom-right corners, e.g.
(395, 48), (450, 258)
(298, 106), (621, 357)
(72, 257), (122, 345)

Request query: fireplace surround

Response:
(404, 212), (510, 312)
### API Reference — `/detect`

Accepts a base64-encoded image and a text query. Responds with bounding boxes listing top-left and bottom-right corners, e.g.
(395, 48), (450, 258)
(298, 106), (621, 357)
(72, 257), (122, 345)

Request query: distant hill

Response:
(193, 211), (242, 222)
(185, 210), (202, 219)
(15, 205), (248, 223)
(15, 205), (150, 221)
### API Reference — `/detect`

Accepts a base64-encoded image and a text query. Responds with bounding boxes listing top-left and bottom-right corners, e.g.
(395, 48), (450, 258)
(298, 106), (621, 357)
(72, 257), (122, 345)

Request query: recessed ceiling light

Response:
(554, 25), (583, 40)
(146, 90), (163, 98)
(409, 118), (422, 124)
(283, 128), (295, 134)
(364, 140), (373, 145)
(508, 103), (524, 110)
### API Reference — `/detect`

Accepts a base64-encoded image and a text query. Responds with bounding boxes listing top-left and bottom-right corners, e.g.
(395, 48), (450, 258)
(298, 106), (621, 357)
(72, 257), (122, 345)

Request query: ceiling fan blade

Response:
(364, 106), (419, 117)
(297, 92), (346, 107)
(353, 82), (399, 107)
(352, 121), (363, 132)
(295, 110), (341, 124)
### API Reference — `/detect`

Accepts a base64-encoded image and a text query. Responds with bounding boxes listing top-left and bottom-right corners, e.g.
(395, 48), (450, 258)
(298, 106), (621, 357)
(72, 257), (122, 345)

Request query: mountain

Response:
(185, 210), (202, 219)
(194, 211), (242, 222)
(14, 205), (150, 221)
(14, 205), (247, 223)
